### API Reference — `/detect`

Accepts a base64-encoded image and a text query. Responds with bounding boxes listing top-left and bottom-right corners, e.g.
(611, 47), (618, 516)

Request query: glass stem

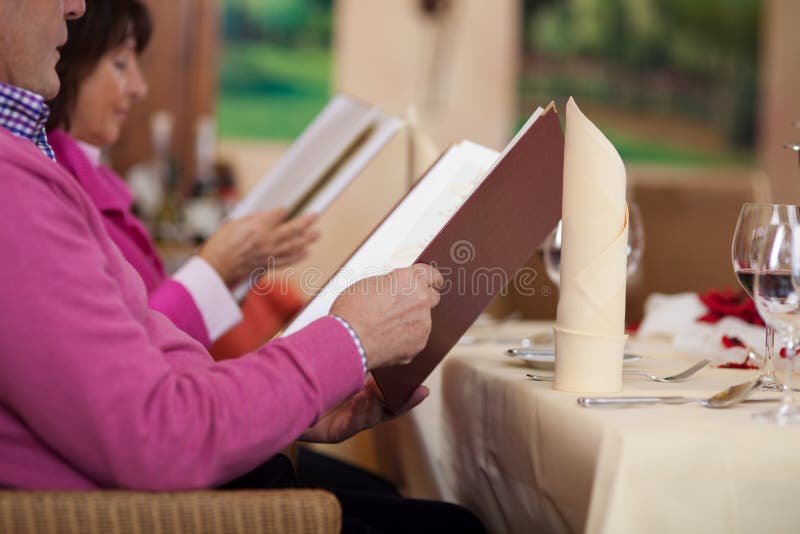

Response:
(764, 325), (778, 379)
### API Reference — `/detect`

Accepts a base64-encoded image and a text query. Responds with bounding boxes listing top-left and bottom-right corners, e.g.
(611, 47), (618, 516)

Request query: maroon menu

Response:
(372, 105), (565, 412)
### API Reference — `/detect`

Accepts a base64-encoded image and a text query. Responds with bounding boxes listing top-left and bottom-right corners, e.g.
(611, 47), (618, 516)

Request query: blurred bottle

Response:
(215, 160), (239, 215)
(183, 115), (225, 244)
(194, 114), (216, 192)
(125, 110), (181, 240)
(149, 111), (186, 242)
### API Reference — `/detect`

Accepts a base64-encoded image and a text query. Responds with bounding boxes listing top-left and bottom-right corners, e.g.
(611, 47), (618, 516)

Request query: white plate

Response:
(505, 348), (641, 370)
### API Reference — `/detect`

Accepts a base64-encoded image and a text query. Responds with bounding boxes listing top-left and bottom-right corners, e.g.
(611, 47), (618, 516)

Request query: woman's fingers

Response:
(270, 249), (309, 268)
(270, 230), (319, 259)
(271, 213), (318, 244)
(253, 207), (290, 228)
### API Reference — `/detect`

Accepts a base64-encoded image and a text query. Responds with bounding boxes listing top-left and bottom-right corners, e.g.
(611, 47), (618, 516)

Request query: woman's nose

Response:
(128, 61), (149, 99)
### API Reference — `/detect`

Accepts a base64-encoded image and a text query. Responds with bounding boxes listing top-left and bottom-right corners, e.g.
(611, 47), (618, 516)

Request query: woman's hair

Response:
(46, 0), (152, 131)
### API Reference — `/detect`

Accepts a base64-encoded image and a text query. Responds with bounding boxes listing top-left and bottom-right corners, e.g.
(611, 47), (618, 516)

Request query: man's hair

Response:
(46, 0), (152, 131)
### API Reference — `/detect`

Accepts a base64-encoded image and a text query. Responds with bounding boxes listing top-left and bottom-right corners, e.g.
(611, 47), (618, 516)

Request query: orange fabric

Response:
(210, 282), (305, 360)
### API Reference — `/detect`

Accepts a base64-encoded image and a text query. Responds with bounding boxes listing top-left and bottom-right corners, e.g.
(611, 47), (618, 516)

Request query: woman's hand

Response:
(300, 376), (429, 444)
(198, 208), (320, 287)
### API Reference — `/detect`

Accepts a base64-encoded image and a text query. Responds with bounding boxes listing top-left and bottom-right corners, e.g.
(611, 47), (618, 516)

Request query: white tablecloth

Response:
(380, 320), (800, 534)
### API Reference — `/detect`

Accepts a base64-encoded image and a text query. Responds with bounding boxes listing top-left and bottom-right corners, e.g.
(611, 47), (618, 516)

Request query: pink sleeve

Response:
(149, 279), (212, 347)
(0, 162), (365, 490)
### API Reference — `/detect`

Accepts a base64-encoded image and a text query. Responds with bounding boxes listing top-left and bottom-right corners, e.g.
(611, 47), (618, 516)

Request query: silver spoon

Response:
(527, 359), (710, 383)
(577, 378), (763, 409)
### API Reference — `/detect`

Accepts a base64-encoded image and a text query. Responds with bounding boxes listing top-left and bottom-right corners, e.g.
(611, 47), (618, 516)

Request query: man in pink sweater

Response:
(0, 0), (443, 493)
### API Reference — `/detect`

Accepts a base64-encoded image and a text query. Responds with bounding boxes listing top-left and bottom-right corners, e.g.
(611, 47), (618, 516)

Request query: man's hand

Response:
(300, 376), (429, 443)
(330, 264), (444, 370)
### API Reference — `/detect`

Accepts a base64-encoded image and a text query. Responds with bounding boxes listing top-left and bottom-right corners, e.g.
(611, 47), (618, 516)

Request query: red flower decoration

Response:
(721, 335), (746, 349)
(778, 347), (800, 358)
(697, 288), (765, 327)
(718, 360), (759, 370)
(718, 335), (759, 368)
(625, 321), (641, 335)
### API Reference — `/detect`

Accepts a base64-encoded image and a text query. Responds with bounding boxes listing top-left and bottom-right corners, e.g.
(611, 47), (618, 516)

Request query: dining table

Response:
(375, 319), (800, 534)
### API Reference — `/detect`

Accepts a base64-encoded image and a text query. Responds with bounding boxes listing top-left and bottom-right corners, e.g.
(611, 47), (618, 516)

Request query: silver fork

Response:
(527, 359), (711, 383)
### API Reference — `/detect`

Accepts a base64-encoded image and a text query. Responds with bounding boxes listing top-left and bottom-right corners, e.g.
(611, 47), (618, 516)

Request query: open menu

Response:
(225, 94), (410, 301)
(226, 94), (400, 220)
(283, 103), (565, 411)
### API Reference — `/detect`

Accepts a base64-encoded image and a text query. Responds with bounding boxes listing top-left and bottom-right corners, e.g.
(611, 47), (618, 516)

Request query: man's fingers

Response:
(410, 263), (444, 290)
(392, 385), (430, 417)
(429, 287), (442, 308)
(405, 264), (443, 308)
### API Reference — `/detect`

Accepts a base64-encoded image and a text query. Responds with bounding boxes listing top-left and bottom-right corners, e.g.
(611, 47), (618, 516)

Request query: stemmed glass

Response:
(732, 204), (800, 390)
(542, 201), (644, 287)
(541, 221), (563, 286)
(751, 222), (800, 424)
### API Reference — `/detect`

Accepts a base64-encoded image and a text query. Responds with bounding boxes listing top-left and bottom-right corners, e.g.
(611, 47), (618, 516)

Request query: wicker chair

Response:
(0, 489), (341, 534)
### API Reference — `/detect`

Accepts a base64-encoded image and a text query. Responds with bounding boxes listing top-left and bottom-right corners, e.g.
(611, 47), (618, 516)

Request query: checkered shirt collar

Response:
(0, 83), (55, 161)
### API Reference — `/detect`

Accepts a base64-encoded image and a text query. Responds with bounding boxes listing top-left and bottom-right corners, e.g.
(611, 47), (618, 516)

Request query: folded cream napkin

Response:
(554, 98), (629, 393)
(638, 292), (766, 366)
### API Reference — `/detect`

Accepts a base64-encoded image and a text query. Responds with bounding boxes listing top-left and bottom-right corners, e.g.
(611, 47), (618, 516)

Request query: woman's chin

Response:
(102, 127), (123, 148)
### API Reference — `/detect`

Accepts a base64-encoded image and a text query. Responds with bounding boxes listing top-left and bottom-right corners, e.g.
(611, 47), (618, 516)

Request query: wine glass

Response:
(542, 201), (644, 287)
(542, 220), (562, 286)
(751, 222), (800, 424)
(732, 204), (800, 390)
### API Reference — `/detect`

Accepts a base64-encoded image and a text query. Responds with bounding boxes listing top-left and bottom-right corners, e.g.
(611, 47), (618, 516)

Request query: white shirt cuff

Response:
(172, 256), (243, 342)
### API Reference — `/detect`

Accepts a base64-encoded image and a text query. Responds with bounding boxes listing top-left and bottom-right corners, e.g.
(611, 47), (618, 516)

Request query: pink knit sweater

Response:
(0, 127), (364, 490)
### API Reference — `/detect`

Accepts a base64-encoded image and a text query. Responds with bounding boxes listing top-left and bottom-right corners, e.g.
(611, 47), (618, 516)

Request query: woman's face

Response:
(69, 37), (147, 148)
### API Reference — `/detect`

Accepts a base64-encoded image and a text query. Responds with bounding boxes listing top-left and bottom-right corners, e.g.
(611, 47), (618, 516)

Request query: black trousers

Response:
(221, 451), (486, 534)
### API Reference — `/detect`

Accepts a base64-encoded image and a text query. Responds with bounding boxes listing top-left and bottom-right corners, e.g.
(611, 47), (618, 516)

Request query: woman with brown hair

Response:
(46, 0), (318, 349)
